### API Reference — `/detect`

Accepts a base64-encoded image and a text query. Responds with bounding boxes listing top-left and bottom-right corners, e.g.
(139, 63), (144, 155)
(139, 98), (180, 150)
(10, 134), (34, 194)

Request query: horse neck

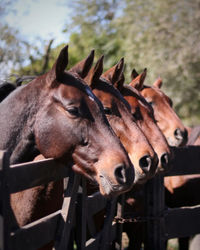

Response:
(0, 80), (45, 163)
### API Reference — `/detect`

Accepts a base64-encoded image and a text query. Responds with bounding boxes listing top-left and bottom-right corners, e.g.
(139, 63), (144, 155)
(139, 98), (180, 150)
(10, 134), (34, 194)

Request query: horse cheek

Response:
(34, 113), (72, 159)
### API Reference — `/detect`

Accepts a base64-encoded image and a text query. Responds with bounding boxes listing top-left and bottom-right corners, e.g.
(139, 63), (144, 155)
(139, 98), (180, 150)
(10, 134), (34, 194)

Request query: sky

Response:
(4, 0), (70, 47)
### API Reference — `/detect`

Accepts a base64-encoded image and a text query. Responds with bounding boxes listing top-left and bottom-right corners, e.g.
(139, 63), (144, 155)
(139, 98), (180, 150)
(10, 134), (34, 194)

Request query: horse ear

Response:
(102, 58), (124, 85)
(114, 73), (125, 92)
(84, 55), (104, 89)
(48, 45), (68, 85)
(153, 77), (163, 88)
(131, 68), (139, 80)
(129, 68), (147, 90)
(69, 50), (95, 78)
(54, 45), (68, 79)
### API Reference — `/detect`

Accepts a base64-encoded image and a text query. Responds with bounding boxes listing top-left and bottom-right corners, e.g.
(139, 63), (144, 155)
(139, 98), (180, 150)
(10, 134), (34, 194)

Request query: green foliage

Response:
(15, 41), (64, 76)
(65, 0), (125, 69)
(119, 0), (200, 125)
(0, 0), (30, 77)
(10, 0), (200, 125)
(63, 0), (200, 125)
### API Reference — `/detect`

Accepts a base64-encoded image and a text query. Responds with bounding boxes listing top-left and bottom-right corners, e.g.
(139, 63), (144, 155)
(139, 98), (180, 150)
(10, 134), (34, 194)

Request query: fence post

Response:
(144, 174), (166, 250)
(99, 198), (117, 250)
(0, 151), (5, 250)
(114, 194), (124, 250)
(55, 171), (81, 250)
(0, 151), (11, 250)
(75, 177), (87, 249)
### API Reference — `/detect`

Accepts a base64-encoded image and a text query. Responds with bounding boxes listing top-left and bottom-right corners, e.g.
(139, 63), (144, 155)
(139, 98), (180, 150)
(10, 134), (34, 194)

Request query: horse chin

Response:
(98, 174), (126, 197)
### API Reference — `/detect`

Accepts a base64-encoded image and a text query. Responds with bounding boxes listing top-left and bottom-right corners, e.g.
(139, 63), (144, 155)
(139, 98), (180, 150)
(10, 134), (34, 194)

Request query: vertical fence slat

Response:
(0, 151), (5, 250)
(114, 194), (124, 250)
(55, 171), (81, 250)
(75, 177), (87, 249)
(0, 151), (13, 250)
(144, 174), (165, 250)
(99, 198), (117, 250)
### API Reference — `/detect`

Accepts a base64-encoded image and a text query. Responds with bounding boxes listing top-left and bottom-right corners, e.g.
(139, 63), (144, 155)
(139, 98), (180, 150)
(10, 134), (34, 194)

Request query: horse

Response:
(130, 69), (188, 147)
(102, 67), (172, 173)
(70, 55), (158, 185)
(101, 67), (172, 249)
(129, 69), (190, 250)
(0, 45), (135, 237)
(69, 55), (160, 247)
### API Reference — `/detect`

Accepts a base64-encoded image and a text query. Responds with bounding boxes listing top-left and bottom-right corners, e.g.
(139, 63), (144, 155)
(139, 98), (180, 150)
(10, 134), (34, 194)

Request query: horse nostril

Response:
(139, 155), (152, 173)
(174, 128), (188, 142)
(160, 153), (169, 169)
(114, 164), (127, 184)
(174, 128), (182, 139)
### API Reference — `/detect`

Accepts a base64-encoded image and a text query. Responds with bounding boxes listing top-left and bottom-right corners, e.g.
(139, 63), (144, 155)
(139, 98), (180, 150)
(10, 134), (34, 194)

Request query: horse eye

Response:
(148, 101), (154, 106)
(132, 112), (140, 120)
(104, 107), (112, 115)
(66, 107), (80, 116)
(132, 107), (142, 120)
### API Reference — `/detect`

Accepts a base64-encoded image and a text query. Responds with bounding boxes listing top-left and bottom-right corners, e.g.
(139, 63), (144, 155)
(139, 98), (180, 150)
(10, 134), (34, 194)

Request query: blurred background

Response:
(1, 0), (200, 125)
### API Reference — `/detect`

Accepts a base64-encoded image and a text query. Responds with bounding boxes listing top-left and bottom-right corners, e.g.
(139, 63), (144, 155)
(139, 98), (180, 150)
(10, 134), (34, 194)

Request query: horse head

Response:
(0, 46), (135, 197)
(71, 55), (158, 184)
(113, 71), (172, 173)
(130, 69), (188, 147)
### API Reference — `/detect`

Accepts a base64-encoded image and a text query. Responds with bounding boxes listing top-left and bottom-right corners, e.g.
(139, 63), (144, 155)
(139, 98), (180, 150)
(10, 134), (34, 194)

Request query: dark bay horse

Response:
(0, 46), (135, 229)
(70, 55), (158, 185)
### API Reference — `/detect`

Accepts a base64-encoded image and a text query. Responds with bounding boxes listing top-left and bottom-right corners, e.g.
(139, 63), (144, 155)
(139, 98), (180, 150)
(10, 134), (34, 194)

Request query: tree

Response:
(119, 0), (200, 124)
(13, 0), (200, 125)
(0, 0), (30, 77)
(64, 0), (125, 69)
(64, 0), (200, 124)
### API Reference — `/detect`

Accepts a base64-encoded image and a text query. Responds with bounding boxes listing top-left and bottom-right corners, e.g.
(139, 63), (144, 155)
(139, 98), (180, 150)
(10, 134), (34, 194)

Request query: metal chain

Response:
(113, 215), (163, 224)
(113, 216), (146, 224)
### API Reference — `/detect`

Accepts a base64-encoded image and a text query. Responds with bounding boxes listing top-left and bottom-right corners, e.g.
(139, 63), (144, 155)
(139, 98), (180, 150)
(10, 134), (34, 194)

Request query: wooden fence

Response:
(0, 150), (123, 250)
(144, 145), (200, 249)
(0, 145), (200, 249)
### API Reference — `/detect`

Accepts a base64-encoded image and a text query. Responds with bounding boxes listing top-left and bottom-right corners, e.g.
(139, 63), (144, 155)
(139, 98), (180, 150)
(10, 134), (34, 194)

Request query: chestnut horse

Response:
(102, 68), (171, 173)
(101, 67), (172, 249)
(70, 55), (158, 185)
(0, 45), (135, 243)
(130, 69), (192, 250)
(130, 69), (188, 147)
